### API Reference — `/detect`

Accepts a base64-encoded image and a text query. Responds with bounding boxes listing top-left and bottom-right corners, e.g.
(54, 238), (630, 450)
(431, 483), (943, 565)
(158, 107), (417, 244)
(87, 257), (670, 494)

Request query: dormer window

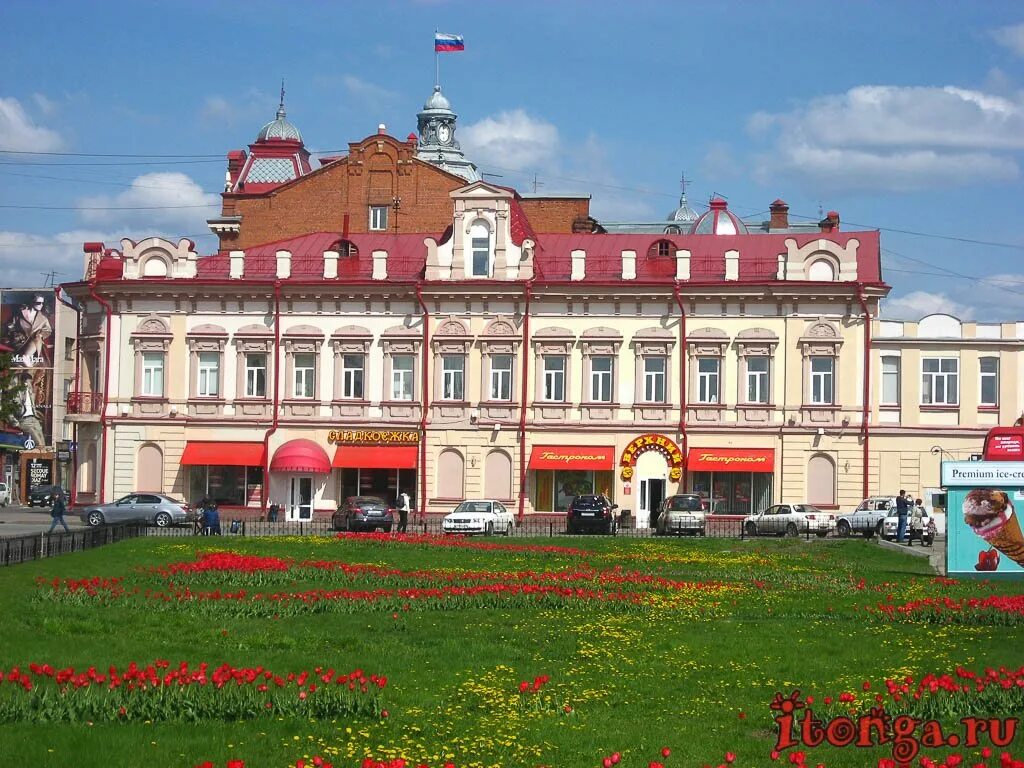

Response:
(648, 239), (673, 258)
(470, 219), (492, 277)
(337, 239), (358, 258)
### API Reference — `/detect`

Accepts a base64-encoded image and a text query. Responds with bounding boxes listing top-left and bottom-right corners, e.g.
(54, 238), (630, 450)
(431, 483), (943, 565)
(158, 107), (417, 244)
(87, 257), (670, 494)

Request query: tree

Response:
(0, 352), (21, 429)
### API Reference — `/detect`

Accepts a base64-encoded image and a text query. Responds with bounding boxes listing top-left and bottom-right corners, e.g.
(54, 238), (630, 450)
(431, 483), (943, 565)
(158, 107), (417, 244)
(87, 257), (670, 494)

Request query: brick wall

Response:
(519, 199), (591, 233)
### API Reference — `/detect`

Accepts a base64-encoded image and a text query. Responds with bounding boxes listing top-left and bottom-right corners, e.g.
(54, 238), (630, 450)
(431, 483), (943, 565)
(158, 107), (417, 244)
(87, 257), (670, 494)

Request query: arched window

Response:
(807, 259), (836, 281)
(807, 454), (836, 507)
(142, 256), (169, 277)
(437, 450), (465, 499)
(484, 450), (512, 500)
(335, 239), (358, 258)
(648, 239), (673, 259)
(137, 443), (164, 492)
(469, 219), (492, 277)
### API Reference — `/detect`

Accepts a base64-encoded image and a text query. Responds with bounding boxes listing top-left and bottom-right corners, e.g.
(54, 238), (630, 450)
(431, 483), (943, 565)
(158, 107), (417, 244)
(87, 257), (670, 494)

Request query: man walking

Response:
(47, 488), (70, 534)
(895, 489), (909, 544)
(397, 490), (410, 533)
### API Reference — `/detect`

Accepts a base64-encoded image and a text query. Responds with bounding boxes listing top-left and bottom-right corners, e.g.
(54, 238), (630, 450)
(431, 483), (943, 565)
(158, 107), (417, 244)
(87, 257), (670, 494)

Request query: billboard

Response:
(0, 289), (55, 449)
(942, 461), (1024, 577)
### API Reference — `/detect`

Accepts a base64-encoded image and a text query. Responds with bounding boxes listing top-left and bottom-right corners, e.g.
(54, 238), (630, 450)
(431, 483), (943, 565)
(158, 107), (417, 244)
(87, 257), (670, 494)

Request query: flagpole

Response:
(434, 29), (439, 88)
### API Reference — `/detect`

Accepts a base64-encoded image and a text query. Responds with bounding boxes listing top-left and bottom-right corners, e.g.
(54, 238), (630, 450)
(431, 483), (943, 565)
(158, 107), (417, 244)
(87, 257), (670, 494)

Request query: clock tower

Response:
(415, 85), (480, 182)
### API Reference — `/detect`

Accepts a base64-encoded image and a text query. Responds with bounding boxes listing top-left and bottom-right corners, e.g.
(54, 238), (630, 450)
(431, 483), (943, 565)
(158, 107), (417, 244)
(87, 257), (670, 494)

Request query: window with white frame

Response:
(490, 354), (513, 401)
(293, 354), (315, 398)
(391, 355), (414, 400)
(880, 356), (900, 406)
(245, 353), (267, 398)
(697, 357), (720, 404)
(341, 354), (364, 399)
(922, 358), (958, 405)
(543, 356), (566, 401)
(980, 357), (999, 406)
(590, 356), (612, 402)
(746, 356), (769, 404)
(810, 357), (834, 405)
(197, 352), (220, 397)
(441, 355), (465, 400)
(141, 352), (164, 396)
(470, 219), (491, 277)
(643, 357), (667, 403)
(369, 205), (388, 231)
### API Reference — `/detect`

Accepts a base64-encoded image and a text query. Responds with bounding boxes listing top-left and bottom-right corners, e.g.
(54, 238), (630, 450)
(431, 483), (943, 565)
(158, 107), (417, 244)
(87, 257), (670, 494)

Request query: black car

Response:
(566, 494), (618, 535)
(27, 484), (62, 508)
(332, 496), (394, 532)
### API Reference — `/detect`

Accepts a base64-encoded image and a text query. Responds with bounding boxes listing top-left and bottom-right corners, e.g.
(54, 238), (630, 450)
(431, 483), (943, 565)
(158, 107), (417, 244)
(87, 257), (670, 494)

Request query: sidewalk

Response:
(0, 504), (88, 537)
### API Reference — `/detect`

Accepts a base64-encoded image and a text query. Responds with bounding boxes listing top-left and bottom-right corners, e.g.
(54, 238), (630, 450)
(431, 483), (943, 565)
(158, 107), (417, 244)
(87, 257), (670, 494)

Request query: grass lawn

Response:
(0, 533), (1022, 768)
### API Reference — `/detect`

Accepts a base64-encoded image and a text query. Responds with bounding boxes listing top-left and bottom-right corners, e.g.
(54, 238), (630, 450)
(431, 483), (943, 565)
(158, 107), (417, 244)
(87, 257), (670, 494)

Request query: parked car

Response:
(881, 509), (935, 545)
(332, 496), (394, 532)
(743, 503), (836, 538)
(566, 494), (618, 535)
(0, 481), (9, 506)
(27, 484), (62, 508)
(79, 493), (195, 527)
(835, 496), (897, 539)
(441, 499), (515, 536)
(655, 493), (723, 536)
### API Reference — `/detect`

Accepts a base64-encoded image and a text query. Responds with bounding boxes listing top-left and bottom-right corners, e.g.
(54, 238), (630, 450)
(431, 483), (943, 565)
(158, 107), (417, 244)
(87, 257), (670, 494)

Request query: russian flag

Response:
(434, 33), (465, 52)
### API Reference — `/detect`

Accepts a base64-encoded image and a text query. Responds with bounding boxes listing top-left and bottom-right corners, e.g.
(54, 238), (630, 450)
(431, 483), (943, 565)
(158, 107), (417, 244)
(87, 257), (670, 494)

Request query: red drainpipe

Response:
(516, 282), (533, 523)
(88, 281), (113, 504)
(673, 283), (688, 461)
(61, 287), (82, 505)
(260, 281), (282, 511)
(856, 286), (872, 500)
(415, 283), (430, 523)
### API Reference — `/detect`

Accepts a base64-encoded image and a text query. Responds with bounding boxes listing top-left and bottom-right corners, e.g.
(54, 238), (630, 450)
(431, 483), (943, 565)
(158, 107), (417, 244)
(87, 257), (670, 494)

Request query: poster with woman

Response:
(1, 290), (54, 448)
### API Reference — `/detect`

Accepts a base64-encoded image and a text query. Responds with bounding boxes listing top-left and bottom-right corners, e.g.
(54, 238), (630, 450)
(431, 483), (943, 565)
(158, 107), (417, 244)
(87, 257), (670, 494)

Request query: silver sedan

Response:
(79, 493), (196, 528)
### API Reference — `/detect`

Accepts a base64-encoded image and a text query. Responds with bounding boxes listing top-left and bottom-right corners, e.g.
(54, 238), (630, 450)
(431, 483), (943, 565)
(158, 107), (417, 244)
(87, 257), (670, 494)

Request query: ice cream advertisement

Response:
(944, 462), (1024, 577)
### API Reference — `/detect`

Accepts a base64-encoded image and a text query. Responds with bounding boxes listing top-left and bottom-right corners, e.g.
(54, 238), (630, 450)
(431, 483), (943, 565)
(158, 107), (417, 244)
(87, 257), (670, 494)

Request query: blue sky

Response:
(1, 0), (1023, 320)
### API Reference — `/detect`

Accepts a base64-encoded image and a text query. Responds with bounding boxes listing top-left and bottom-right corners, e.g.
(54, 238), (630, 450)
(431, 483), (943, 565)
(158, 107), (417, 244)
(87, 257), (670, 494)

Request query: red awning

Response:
(180, 441), (265, 466)
(332, 445), (418, 469)
(687, 448), (775, 473)
(269, 439), (331, 474)
(528, 445), (615, 471)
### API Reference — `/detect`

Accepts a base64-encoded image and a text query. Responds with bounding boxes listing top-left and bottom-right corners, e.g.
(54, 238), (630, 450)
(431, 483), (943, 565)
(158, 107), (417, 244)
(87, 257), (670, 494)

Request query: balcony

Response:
(66, 391), (103, 421)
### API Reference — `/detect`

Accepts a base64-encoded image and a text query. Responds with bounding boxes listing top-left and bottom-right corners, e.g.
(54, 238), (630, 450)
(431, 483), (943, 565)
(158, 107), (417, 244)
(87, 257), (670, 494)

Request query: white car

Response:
(743, 503), (836, 538)
(441, 500), (515, 536)
(0, 481), (9, 506)
(881, 509), (935, 545)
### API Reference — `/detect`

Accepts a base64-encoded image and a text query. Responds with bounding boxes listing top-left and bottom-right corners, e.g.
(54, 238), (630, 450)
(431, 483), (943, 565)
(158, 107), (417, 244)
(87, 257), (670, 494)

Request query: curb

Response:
(878, 537), (946, 575)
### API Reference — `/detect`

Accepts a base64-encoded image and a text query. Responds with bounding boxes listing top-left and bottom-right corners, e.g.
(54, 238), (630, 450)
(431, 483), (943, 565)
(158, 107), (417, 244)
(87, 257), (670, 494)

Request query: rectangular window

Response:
(697, 357), (720, 404)
(341, 354), (364, 399)
(441, 355), (465, 401)
(391, 355), (414, 400)
(922, 357), (958, 405)
(471, 237), (490, 277)
(880, 356), (900, 406)
(293, 353), (315, 398)
(64, 338), (74, 361)
(490, 354), (513, 401)
(543, 356), (566, 401)
(746, 356), (769, 404)
(980, 357), (999, 406)
(245, 353), (267, 398)
(369, 205), (388, 231)
(141, 352), (164, 396)
(197, 352), (220, 397)
(643, 357), (666, 403)
(810, 356), (834, 405)
(590, 356), (612, 402)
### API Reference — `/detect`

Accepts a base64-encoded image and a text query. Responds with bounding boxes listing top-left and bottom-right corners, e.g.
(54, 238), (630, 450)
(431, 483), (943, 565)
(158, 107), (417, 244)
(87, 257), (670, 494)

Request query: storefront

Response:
(181, 441), (266, 509)
(687, 447), (774, 515)
(619, 434), (685, 527)
(329, 429), (418, 510)
(268, 439), (331, 521)
(527, 445), (615, 513)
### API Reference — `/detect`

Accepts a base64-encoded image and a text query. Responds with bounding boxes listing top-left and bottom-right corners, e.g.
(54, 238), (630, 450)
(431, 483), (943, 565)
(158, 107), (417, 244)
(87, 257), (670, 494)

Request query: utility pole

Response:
(531, 173), (544, 194)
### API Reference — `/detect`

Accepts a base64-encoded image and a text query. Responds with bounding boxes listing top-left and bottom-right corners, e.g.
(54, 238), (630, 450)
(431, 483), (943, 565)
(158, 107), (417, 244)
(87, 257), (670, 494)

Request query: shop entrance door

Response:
(288, 476), (313, 521)
(639, 478), (665, 529)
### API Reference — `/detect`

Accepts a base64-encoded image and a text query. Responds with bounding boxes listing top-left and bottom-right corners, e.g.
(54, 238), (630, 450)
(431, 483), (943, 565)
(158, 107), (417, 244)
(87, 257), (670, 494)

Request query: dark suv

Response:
(566, 494), (618, 535)
(27, 484), (62, 508)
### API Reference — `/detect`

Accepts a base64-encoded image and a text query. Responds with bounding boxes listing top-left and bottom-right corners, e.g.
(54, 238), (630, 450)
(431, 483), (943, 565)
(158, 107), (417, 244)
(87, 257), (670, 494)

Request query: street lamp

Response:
(930, 446), (954, 462)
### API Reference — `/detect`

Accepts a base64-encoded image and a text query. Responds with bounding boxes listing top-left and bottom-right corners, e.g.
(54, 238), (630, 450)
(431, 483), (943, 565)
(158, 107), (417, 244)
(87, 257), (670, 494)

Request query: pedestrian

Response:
(895, 489), (909, 544)
(208, 502), (222, 536)
(47, 488), (70, 534)
(397, 489), (410, 533)
(910, 497), (925, 545)
(267, 500), (279, 523)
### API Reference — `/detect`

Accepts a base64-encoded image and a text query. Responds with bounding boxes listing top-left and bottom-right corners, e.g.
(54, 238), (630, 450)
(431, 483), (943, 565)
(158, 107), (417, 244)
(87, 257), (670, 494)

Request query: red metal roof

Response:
(270, 439), (331, 474)
(332, 445), (418, 469)
(180, 441), (265, 466)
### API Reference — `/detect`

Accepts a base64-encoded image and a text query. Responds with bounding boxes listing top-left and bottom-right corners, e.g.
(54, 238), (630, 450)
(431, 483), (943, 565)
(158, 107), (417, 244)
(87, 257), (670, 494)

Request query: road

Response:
(0, 503), (89, 537)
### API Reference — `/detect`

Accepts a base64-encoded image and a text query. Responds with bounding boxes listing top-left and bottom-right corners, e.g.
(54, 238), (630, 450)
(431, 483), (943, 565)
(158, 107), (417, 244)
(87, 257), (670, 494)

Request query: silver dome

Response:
(690, 198), (748, 235)
(256, 104), (302, 143)
(667, 194), (698, 224)
(423, 85), (451, 111)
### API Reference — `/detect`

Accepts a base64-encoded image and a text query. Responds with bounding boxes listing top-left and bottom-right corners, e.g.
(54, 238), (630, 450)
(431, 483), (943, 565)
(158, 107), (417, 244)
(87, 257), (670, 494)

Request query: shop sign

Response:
(688, 448), (775, 473)
(942, 461), (1024, 488)
(27, 458), (53, 490)
(56, 449), (71, 463)
(328, 430), (420, 445)
(986, 433), (1024, 461)
(619, 434), (684, 482)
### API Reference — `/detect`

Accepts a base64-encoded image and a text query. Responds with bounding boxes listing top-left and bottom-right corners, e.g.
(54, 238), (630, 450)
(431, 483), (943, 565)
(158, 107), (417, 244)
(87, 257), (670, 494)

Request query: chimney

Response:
(621, 250), (636, 280)
(819, 211), (840, 233)
(323, 250), (339, 279)
(372, 249), (388, 280)
(226, 150), (246, 189)
(276, 250), (291, 279)
(769, 199), (789, 230)
(229, 250), (245, 279)
(377, 123), (387, 135)
(570, 249), (586, 281)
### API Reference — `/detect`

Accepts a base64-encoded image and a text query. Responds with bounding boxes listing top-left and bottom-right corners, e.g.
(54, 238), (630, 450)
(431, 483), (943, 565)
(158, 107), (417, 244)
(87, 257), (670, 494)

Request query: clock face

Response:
(436, 123), (451, 144)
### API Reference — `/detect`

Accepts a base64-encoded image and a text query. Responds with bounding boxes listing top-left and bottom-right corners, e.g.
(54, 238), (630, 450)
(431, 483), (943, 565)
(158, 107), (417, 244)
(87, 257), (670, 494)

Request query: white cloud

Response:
(460, 110), (560, 172)
(341, 75), (399, 105)
(0, 96), (64, 152)
(0, 229), (120, 287)
(31, 93), (58, 117)
(749, 84), (1024, 191)
(882, 290), (976, 321)
(76, 172), (220, 231)
(992, 23), (1024, 57)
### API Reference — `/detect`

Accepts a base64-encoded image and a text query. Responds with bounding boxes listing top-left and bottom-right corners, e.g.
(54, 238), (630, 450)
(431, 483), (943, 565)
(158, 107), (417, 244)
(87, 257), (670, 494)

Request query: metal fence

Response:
(0, 522), (147, 567)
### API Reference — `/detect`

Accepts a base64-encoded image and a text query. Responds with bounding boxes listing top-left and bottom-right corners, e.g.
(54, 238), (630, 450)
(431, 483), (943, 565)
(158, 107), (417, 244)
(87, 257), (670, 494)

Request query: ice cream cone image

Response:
(963, 489), (1024, 568)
